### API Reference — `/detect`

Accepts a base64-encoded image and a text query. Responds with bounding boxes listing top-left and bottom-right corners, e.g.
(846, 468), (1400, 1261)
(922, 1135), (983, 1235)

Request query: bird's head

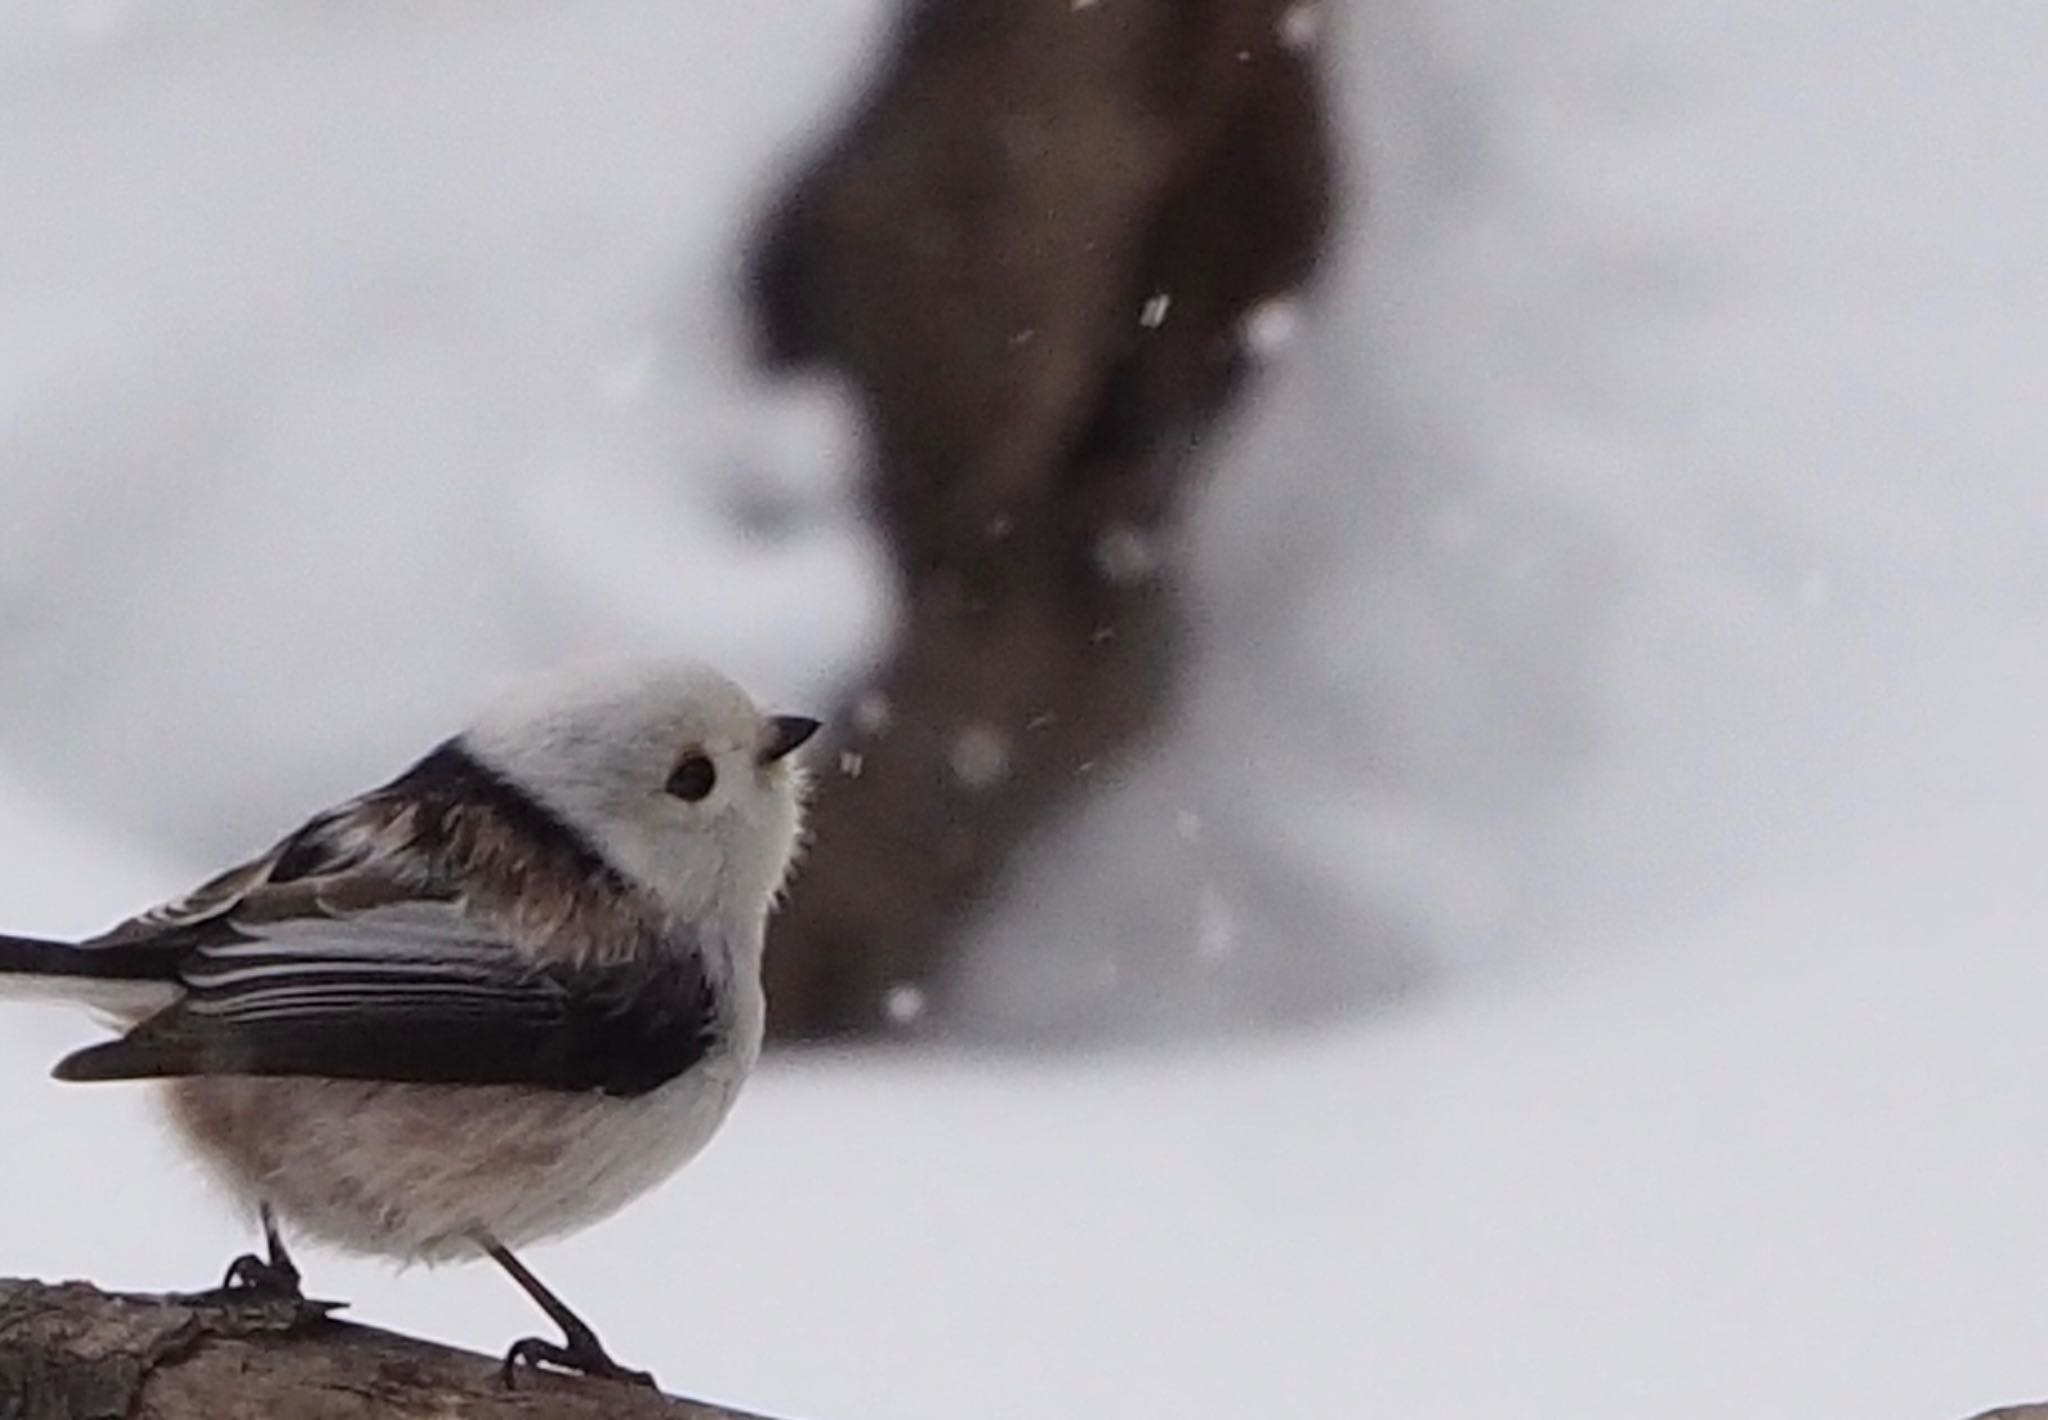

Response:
(460, 660), (819, 938)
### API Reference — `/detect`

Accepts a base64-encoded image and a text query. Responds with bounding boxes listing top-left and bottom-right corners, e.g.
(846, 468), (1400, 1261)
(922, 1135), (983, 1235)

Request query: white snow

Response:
(3, 2), (2048, 1420)
(0, 0), (895, 862)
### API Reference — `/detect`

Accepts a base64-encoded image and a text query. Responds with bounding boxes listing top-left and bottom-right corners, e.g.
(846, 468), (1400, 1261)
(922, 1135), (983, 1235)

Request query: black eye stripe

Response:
(665, 753), (717, 802)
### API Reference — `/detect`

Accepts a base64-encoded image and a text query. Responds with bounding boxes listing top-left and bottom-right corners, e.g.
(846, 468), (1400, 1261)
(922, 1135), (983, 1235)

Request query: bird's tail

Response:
(0, 932), (178, 1013)
(1, 932), (100, 977)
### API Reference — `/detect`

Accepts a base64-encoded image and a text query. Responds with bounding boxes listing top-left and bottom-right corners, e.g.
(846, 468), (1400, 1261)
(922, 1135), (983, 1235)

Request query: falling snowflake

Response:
(1240, 298), (1303, 358)
(1093, 522), (1162, 584)
(852, 689), (892, 736)
(948, 724), (1011, 789)
(883, 982), (928, 1026)
(1277, 2), (1322, 51)
(1139, 293), (1173, 329)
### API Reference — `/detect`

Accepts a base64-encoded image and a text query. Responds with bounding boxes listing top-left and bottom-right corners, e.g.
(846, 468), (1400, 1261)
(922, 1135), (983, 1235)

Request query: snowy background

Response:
(3, 2), (2047, 1418)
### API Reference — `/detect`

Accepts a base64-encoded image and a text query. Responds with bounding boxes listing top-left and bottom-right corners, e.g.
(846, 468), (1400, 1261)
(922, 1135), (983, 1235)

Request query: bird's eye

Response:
(665, 753), (717, 802)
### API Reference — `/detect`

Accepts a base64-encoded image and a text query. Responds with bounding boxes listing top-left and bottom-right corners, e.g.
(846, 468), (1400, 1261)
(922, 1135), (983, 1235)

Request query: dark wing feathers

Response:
(0, 931), (175, 981)
(51, 743), (720, 1097)
(54, 944), (715, 1096)
(86, 843), (296, 949)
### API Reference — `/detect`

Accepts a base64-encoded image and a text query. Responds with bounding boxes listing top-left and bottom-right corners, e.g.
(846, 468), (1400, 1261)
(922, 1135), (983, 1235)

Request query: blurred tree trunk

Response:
(0, 1279), (762, 1420)
(753, 0), (1334, 1042)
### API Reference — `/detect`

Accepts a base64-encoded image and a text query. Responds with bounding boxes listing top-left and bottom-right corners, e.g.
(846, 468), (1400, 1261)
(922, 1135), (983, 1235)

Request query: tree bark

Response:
(753, 0), (1334, 1042)
(0, 1279), (768, 1420)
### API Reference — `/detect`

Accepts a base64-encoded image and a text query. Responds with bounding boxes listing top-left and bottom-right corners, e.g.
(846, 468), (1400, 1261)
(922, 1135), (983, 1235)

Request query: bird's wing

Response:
(82, 800), (381, 952)
(55, 892), (720, 1098)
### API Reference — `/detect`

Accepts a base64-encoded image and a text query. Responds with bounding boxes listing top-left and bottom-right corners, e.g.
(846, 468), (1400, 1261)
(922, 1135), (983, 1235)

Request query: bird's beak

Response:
(757, 714), (822, 765)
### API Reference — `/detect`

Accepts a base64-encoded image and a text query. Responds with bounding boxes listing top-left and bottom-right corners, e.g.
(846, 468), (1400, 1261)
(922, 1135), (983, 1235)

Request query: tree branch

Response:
(754, 0), (1334, 1041)
(0, 1278), (769, 1420)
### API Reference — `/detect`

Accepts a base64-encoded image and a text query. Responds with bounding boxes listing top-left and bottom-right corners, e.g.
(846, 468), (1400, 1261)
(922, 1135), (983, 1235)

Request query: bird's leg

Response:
(476, 1231), (656, 1389)
(221, 1202), (304, 1298)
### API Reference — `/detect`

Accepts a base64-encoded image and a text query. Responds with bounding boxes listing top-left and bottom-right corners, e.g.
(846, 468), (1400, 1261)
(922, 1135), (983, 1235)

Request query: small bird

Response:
(0, 661), (819, 1386)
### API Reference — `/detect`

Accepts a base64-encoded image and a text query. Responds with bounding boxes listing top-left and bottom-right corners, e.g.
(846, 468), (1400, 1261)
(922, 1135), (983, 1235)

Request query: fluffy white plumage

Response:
(464, 660), (812, 973)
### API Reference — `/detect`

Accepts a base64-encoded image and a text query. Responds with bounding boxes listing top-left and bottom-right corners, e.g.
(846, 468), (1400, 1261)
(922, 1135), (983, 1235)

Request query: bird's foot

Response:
(500, 1326), (657, 1389)
(165, 1204), (339, 1315)
(166, 1264), (340, 1319)
(220, 1250), (304, 1300)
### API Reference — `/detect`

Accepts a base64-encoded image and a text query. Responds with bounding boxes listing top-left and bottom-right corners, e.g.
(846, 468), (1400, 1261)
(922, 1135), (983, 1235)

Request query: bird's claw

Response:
(500, 1333), (657, 1389)
(221, 1250), (304, 1300)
